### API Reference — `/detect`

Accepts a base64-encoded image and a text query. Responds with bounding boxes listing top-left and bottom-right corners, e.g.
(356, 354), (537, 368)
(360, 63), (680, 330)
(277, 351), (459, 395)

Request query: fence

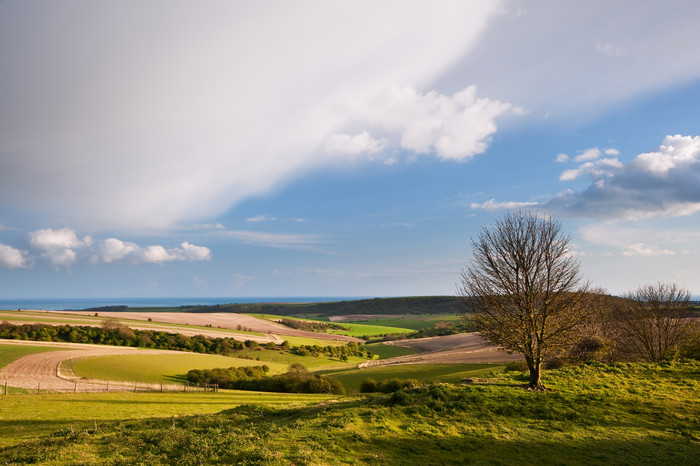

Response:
(1, 380), (219, 395)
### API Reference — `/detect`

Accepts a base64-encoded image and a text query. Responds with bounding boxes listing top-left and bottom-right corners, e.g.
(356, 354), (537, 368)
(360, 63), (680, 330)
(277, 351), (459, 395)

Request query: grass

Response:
(335, 314), (464, 331)
(365, 342), (420, 359)
(0, 343), (67, 370)
(249, 313), (414, 338)
(321, 363), (503, 392)
(65, 353), (288, 384)
(1, 361), (698, 464)
(0, 390), (338, 449)
(65, 349), (365, 384)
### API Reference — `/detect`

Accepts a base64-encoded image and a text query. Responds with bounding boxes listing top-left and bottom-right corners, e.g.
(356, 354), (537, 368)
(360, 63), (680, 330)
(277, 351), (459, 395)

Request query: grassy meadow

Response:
(0, 361), (697, 464)
(320, 363), (504, 392)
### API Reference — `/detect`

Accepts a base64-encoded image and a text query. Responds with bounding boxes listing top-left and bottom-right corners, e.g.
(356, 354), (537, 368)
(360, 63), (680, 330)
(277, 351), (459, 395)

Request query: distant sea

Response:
(0, 297), (370, 311)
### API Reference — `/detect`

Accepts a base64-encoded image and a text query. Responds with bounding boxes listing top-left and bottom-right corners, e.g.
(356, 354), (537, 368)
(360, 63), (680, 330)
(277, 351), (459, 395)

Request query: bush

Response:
(359, 378), (378, 393)
(504, 361), (528, 372)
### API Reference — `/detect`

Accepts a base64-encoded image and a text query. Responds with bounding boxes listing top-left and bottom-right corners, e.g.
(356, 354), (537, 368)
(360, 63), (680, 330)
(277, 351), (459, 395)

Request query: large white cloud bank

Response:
(0, 1), (505, 230)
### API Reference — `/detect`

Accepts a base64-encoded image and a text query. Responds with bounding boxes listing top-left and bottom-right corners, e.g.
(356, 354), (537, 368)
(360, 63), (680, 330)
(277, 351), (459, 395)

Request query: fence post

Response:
(133, 381), (137, 392)
(37, 382), (40, 394)
(3, 382), (6, 395)
(106, 381), (109, 392)
(161, 381), (163, 392)
(74, 381), (77, 393)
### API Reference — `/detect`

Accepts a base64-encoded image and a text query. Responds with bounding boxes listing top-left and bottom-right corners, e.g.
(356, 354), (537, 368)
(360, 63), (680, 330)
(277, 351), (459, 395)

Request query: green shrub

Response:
(359, 378), (378, 393)
(504, 361), (528, 372)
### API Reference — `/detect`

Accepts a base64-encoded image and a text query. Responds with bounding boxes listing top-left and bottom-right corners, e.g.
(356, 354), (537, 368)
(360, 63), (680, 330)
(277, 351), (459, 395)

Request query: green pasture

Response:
(321, 363), (504, 392)
(0, 343), (67, 369)
(65, 353), (288, 384)
(233, 347), (367, 370)
(365, 342), (420, 359)
(2, 362), (697, 464)
(277, 334), (356, 347)
(325, 313), (462, 331)
(67, 349), (364, 384)
(249, 313), (414, 338)
(0, 390), (339, 449)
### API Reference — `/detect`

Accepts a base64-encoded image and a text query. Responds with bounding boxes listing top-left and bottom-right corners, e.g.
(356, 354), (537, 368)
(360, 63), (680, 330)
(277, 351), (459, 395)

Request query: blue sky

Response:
(1, 1), (700, 299)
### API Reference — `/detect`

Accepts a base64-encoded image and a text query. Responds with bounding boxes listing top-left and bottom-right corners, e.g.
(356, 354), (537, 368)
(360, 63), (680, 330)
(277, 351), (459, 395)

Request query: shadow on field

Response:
(349, 433), (699, 464)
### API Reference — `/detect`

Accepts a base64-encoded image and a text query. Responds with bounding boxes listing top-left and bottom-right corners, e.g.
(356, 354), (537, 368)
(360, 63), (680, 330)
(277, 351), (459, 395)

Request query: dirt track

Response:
(362, 333), (523, 367)
(0, 340), (183, 392)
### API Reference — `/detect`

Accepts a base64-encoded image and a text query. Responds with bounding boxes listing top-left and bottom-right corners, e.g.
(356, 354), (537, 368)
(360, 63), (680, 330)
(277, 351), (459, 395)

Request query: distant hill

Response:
(182, 296), (462, 317)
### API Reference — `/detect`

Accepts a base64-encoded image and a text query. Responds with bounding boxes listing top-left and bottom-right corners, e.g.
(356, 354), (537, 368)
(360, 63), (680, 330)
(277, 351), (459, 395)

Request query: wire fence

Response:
(1, 380), (219, 395)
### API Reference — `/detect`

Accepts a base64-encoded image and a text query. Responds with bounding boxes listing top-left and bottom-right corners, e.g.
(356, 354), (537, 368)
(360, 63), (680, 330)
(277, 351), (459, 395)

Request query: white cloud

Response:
(555, 153), (570, 163)
(548, 135), (700, 219)
(622, 243), (675, 257)
(334, 85), (523, 161)
(604, 148), (620, 156)
(574, 147), (602, 162)
(98, 238), (139, 263)
(29, 227), (84, 251)
(324, 131), (386, 156)
(0, 1), (504, 230)
(470, 199), (539, 211)
(28, 227), (89, 267)
(25, 227), (211, 266)
(0, 243), (31, 269)
(245, 215), (277, 223)
(178, 242), (212, 261)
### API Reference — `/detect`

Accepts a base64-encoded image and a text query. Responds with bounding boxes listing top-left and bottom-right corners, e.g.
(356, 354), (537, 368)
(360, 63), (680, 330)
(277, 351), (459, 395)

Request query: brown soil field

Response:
(25, 311), (363, 343)
(362, 333), (522, 367)
(0, 340), (183, 392)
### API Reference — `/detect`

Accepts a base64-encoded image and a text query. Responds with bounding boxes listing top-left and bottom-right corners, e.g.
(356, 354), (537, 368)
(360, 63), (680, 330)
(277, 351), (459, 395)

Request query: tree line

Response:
(0, 320), (371, 360)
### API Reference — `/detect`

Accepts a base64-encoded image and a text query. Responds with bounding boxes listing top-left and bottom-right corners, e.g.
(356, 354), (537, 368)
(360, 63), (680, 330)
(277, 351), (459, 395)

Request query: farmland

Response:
(1, 300), (698, 464)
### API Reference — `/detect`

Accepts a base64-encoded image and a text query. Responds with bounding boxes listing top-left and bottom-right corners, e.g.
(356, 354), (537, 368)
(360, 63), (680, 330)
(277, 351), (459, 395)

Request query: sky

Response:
(1, 0), (700, 299)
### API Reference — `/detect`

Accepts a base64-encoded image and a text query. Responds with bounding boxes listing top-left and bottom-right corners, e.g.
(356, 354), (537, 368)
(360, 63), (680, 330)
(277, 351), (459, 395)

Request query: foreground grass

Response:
(1, 361), (697, 464)
(0, 390), (336, 449)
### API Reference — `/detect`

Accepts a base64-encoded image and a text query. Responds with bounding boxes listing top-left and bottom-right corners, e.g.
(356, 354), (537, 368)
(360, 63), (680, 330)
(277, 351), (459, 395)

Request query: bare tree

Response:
(614, 282), (691, 362)
(458, 211), (590, 390)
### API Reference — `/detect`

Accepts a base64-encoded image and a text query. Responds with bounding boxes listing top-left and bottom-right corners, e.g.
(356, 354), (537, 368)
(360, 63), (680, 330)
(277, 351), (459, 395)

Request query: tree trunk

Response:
(528, 363), (545, 390)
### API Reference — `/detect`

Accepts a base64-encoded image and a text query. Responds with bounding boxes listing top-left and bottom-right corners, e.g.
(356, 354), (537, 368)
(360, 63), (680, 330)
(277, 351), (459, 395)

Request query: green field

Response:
(0, 344), (67, 370)
(66, 353), (288, 384)
(1, 361), (697, 464)
(249, 313), (415, 338)
(0, 390), (338, 449)
(333, 314), (463, 331)
(321, 363), (503, 392)
(364, 342), (420, 359)
(66, 349), (365, 384)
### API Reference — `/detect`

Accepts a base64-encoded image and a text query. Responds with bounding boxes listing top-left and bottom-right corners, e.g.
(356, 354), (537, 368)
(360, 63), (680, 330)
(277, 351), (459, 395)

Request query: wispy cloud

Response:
(245, 215), (277, 223)
(470, 199), (539, 211)
(220, 229), (332, 252)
